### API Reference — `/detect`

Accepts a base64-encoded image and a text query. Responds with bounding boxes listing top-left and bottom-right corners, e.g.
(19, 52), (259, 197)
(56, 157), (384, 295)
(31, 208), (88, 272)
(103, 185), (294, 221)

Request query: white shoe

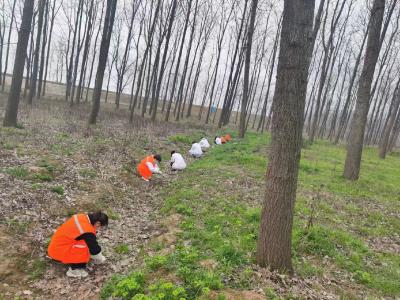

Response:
(91, 252), (106, 264)
(142, 177), (149, 182)
(66, 268), (88, 278)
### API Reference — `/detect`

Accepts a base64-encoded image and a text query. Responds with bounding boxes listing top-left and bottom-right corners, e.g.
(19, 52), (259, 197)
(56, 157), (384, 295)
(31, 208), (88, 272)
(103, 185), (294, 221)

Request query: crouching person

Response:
(48, 211), (108, 278)
(137, 154), (162, 181)
(170, 151), (186, 171)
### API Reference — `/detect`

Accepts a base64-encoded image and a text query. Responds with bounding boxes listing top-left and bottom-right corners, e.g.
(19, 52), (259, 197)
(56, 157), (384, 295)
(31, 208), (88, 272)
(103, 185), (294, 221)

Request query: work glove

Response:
(91, 252), (106, 264)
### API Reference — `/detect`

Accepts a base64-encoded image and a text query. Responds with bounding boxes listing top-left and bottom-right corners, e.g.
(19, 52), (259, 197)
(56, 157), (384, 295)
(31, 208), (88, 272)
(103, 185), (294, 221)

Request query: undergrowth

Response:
(101, 132), (400, 298)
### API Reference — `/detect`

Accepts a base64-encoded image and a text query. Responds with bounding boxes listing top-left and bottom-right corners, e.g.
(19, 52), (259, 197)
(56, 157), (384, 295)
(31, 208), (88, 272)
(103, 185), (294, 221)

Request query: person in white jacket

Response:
(170, 151), (187, 171)
(199, 137), (210, 150)
(214, 136), (222, 145)
(189, 141), (203, 158)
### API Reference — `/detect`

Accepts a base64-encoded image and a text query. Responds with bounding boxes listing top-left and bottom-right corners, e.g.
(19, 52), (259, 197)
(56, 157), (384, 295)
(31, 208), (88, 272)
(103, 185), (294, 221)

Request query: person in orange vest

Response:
(220, 136), (227, 144)
(48, 211), (108, 278)
(224, 134), (232, 142)
(137, 154), (162, 181)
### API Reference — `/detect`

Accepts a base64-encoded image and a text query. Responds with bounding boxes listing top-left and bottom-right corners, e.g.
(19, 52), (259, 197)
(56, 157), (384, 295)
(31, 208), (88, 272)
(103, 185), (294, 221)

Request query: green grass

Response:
(102, 133), (400, 298)
(51, 185), (64, 195)
(115, 244), (130, 255)
(3, 166), (29, 178)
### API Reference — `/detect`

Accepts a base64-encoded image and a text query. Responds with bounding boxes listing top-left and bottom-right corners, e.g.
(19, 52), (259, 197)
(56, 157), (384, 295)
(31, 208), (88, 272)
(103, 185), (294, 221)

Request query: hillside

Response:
(0, 98), (399, 299)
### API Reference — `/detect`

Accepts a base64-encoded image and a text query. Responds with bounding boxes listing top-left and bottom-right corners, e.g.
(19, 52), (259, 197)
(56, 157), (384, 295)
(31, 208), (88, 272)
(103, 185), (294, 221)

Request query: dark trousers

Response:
(70, 263), (86, 269)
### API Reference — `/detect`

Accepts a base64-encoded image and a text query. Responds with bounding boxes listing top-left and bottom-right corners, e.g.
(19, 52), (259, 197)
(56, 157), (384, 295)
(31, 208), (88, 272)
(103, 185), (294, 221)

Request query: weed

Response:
(31, 183), (43, 190)
(51, 185), (64, 195)
(115, 244), (130, 255)
(3, 218), (30, 235)
(145, 255), (169, 271)
(34, 173), (52, 182)
(28, 259), (47, 280)
(4, 166), (29, 178)
(3, 143), (14, 150)
(79, 168), (97, 179)
(38, 159), (55, 173)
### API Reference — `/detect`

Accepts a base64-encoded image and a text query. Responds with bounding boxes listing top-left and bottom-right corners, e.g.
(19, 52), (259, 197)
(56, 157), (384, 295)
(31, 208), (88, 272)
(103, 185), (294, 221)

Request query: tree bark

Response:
(343, 0), (385, 180)
(27, 0), (46, 104)
(256, 0), (315, 272)
(88, 0), (117, 125)
(239, 0), (258, 138)
(3, 0), (34, 127)
(1, 0), (17, 91)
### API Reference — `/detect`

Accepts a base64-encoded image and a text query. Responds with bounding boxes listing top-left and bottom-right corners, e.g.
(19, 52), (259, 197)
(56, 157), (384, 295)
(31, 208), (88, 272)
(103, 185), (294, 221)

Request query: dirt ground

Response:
(0, 95), (203, 299)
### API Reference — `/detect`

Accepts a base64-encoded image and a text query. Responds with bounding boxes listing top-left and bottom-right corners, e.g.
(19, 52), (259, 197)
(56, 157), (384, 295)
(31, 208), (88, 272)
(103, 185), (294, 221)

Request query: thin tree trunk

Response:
(3, 0), (34, 127)
(28, 0), (46, 104)
(343, 0), (385, 180)
(88, 0), (117, 125)
(1, 0), (17, 91)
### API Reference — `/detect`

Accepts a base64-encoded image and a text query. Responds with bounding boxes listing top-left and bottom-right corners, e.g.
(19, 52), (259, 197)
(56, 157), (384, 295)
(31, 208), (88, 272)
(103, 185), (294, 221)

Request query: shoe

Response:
(142, 177), (149, 182)
(66, 268), (88, 278)
(91, 252), (106, 264)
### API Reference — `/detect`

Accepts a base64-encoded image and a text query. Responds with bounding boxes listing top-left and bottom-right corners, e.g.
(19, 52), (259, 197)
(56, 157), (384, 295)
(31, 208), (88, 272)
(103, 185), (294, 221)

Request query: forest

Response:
(0, 0), (399, 299)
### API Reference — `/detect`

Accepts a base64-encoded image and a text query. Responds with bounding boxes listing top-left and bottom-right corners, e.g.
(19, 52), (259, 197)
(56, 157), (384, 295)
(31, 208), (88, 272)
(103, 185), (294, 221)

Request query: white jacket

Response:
(146, 162), (161, 174)
(189, 143), (203, 158)
(199, 138), (210, 149)
(170, 153), (186, 170)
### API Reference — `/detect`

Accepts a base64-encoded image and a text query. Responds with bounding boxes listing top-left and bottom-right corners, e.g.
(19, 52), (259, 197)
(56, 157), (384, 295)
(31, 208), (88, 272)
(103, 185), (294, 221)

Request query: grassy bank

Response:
(101, 132), (400, 299)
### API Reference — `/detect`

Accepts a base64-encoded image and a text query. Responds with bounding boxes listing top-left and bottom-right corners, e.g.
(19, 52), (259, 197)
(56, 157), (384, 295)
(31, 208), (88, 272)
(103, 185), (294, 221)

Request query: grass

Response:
(103, 132), (399, 298)
(51, 185), (64, 195)
(115, 244), (130, 255)
(3, 166), (29, 178)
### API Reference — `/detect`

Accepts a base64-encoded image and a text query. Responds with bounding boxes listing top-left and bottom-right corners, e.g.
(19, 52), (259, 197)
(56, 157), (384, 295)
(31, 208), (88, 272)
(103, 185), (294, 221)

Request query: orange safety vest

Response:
(224, 134), (232, 142)
(48, 214), (96, 264)
(221, 137), (227, 144)
(137, 155), (156, 180)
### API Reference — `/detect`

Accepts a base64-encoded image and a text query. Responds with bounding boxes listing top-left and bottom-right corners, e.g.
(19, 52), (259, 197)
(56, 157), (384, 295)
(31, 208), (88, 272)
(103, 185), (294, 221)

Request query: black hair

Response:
(192, 141), (197, 144)
(88, 211), (109, 226)
(171, 150), (176, 156)
(154, 154), (162, 162)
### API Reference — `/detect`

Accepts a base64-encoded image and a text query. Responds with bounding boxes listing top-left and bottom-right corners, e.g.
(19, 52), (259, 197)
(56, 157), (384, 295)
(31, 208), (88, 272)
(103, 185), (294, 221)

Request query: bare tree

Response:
(28, 0), (46, 104)
(239, 0), (258, 138)
(3, 0), (34, 127)
(1, 0), (17, 91)
(343, 0), (386, 180)
(88, 0), (117, 125)
(256, 0), (315, 272)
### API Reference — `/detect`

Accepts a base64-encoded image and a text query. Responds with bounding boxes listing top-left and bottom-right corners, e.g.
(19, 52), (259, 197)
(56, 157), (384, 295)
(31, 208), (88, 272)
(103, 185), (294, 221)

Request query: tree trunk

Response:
(1, 0), (17, 91)
(3, 0), (34, 127)
(42, 0), (57, 96)
(88, 0), (117, 125)
(28, 0), (46, 104)
(256, 0), (315, 272)
(379, 82), (400, 158)
(37, 0), (49, 98)
(343, 0), (385, 180)
(239, 0), (258, 138)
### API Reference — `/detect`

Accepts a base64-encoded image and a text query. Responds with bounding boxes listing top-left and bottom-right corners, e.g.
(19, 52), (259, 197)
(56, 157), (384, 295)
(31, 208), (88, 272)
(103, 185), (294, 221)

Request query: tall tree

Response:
(343, 0), (386, 180)
(88, 0), (117, 125)
(28, 0), (46, 104)
(239, 0), (258, 138)
(3, 0), (34, 127)
(1, 0), (17, 91)
(379, 79), (400, 158)
(256, 0), (315, 272)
